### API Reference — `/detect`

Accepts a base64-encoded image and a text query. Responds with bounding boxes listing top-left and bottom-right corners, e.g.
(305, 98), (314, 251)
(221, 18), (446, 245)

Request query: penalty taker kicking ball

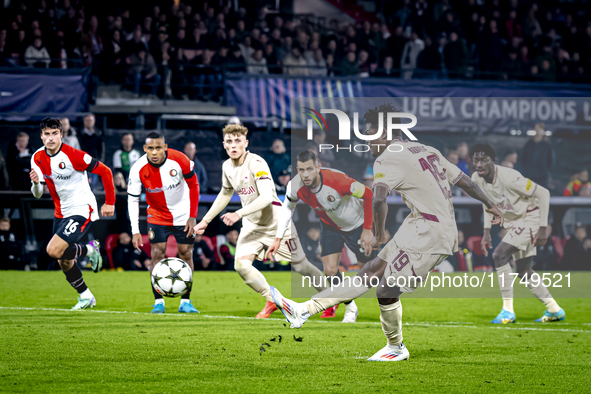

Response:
(151, 258), (193, 298)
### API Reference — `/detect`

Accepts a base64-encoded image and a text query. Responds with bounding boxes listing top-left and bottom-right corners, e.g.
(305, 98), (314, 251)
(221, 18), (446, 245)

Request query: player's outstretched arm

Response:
(183, 171), (200, 237)
(532, 185), (550, 246)
(223, 178), (274, 226)
(195, 187), (234, 234)
(371, 184), (390, 249)
(456, 174), (503, 227)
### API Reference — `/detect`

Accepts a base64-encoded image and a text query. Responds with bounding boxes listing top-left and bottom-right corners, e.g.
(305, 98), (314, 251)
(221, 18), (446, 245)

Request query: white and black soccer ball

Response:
(151, 258), (193, 298)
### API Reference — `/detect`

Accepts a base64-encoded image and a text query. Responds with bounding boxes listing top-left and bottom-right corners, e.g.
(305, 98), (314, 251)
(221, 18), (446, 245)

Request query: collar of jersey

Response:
(45, 142), (63, 158)
(149, 152), (168, 168)
(308, 171), (324, 194)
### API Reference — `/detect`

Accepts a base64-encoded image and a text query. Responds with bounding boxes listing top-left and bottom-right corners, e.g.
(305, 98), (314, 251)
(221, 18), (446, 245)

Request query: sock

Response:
(180, 292), (191, 304)
(344, 300), (355, 308)
(154, 298), (164, 305)
(380, 301), (403, 346)
(64, 264), (88, 294)
(61, 243), (89, 260)
(304, 277), (372, 315)
(79, 288), (93, 299)
(327, 274), (342, 287)
(496, 263), (514, 313)
(152, 283), (164, 303)
(235, 260), (273, 302)
(292, 259), (326, 292)
(526, 273), (561, 313)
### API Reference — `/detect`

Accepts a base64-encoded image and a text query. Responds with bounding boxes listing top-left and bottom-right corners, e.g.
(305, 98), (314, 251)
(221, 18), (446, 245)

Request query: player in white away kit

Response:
(30, 118), (115, 310)
(270, 104), (503, 361)
(266, 150), (376, 323)
(471, 143), (565, 324)
(194, 124), (325, 319)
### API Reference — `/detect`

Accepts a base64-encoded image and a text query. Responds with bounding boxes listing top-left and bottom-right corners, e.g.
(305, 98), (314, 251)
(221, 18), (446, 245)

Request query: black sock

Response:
(181, 292), (191, 300)
(327, 274), (342, 287)
(152, 284), (163, 300)
(62, 244), (88, 260)
(64, 264), (88, 293)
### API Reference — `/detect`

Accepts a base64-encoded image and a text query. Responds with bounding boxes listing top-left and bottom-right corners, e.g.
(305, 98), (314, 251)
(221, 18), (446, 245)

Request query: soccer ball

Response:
(151, 258), (193, 297)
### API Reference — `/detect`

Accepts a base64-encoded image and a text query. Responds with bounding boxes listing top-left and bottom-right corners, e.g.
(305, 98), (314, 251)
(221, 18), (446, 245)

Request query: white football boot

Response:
(367, 342), (410, 362)
(270, 286), (310, 329)
(341, 300), (359, 323)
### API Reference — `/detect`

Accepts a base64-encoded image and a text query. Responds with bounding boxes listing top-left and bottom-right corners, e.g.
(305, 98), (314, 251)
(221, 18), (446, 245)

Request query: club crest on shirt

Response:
(59, 161), (66, 169)
(148, 230), (155, 240)
(170, 169), (177, 177)
(327, 195), (335, 202)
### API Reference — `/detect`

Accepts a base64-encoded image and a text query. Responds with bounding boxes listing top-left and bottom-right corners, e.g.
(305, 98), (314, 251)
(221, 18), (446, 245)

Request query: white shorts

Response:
(502, 225), (538, 261)
(236, 223), (306, 263)
(378, 238), (447, 293)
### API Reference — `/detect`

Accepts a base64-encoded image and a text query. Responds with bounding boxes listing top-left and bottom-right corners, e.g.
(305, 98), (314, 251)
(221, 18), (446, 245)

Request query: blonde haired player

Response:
(194, 124), (325, 318)
(471, 143), (565, 324)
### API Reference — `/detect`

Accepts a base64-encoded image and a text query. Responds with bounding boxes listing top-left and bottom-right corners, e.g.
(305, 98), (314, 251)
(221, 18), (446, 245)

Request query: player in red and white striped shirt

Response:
(30, 118), (115, 310)
(127, 132), (200, 314)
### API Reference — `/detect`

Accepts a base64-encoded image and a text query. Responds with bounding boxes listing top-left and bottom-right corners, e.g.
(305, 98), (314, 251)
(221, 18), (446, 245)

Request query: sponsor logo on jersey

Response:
(170, 169), (177, 177)
(374, 173), (385, 179)
(146, 181), (181, 193)
(59, 161), (66, 169)
(237, 185), (256, 196)
(526, 179), (533, 191)
(255, 171), (268, 177)
(44, 174), (71, 181)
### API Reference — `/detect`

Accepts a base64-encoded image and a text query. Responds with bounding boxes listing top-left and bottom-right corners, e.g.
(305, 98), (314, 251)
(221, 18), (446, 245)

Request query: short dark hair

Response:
(363, 103), (401, 131)
(469, 143), (496, 161)
(296, 150), (318, 164)
(40, 117), (63, 133)
(146, 132), (165, 143)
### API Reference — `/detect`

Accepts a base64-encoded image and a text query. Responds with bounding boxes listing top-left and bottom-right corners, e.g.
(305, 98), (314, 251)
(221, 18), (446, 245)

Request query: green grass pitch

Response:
(1, 271), (590, 393)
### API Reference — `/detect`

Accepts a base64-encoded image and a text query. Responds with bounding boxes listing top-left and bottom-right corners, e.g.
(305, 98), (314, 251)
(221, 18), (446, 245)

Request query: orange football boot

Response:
(256, 301), (278, 319)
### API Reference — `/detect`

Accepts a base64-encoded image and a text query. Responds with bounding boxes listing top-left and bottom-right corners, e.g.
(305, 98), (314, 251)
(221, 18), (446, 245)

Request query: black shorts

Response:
(53, 215), (93, 246)
(319, 223), (376, 264)
(148, 223), (195, 245)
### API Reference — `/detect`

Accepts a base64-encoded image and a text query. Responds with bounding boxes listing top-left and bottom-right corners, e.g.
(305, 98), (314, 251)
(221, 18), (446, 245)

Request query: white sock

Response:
(235, 260), (273, 302)
(154, 298), (165, 305)
(345, 300), (357, 310)
(496, 263), (514, 313)
(304, 279), (371, 315)
(526, 276), (561, 313)
(380, 301), (403, 347)
(86, 244), (94, 255)
(180, 299), (191, 304)
(79, 288), (93, 299)
(292, 259), (326, 292)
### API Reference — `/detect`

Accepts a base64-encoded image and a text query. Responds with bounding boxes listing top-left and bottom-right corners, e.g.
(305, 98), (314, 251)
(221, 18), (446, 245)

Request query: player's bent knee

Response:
(46, 244), (63, 259)
(517, 269), (533, 279)
(377, 297), (400, 305)
(491, 249), (507, 267)
(234, 259), (253, 273)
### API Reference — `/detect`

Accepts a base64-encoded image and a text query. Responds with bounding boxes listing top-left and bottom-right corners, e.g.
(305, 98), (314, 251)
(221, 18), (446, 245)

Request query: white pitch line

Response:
(0, 306), (589, 333)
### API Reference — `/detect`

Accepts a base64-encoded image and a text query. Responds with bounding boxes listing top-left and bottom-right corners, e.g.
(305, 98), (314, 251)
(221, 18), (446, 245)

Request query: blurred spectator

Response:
(502, 151), (518, 169)
(113, 172), (127, 192)
(417, 35), (444, 75)
(247, 48), (268, 75)
(183, 142), (208, 193)
(0, 218), (22, 270)
(443, 31), (467, 78)
(456, 142), (470, 174)
(501, 50), (520, 81)
(372, 56), (396, 77)
(264, 139), (290, 186)
(275, 167), (291, 194)
(0, 150), (9, 190)
(300, 226), (322, 270)
(534, 225), (559, 270)
(306, 48), (327, 77)
(193, 234), (215, 270)
(478, 20), (502, 78)
(80, 114), (105, 162)
(562, 224), (591, 270)
(113, 133), (141, 180)
(227, 45), (247, 72)
(6, 132), (32, 191)
(220, 229), (238, 270)
(521, 123), (554, 188)
(400, 31), (424, 79)
(24, 36), (50, 67)
(339, 51), (359, 76)
(61, 118), (80, 150)
(564, 169), (591, 196)
(127, 47), (160, 96)
(112, 232), (150, 270)
(283, 43), (308, 76)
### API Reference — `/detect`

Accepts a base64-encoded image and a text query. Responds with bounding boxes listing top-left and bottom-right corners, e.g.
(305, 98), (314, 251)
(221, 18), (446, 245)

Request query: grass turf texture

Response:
(1, 271), (590, 393)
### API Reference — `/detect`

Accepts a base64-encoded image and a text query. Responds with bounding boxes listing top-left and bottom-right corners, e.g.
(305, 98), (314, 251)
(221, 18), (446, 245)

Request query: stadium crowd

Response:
(1, 0), (591, 98)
